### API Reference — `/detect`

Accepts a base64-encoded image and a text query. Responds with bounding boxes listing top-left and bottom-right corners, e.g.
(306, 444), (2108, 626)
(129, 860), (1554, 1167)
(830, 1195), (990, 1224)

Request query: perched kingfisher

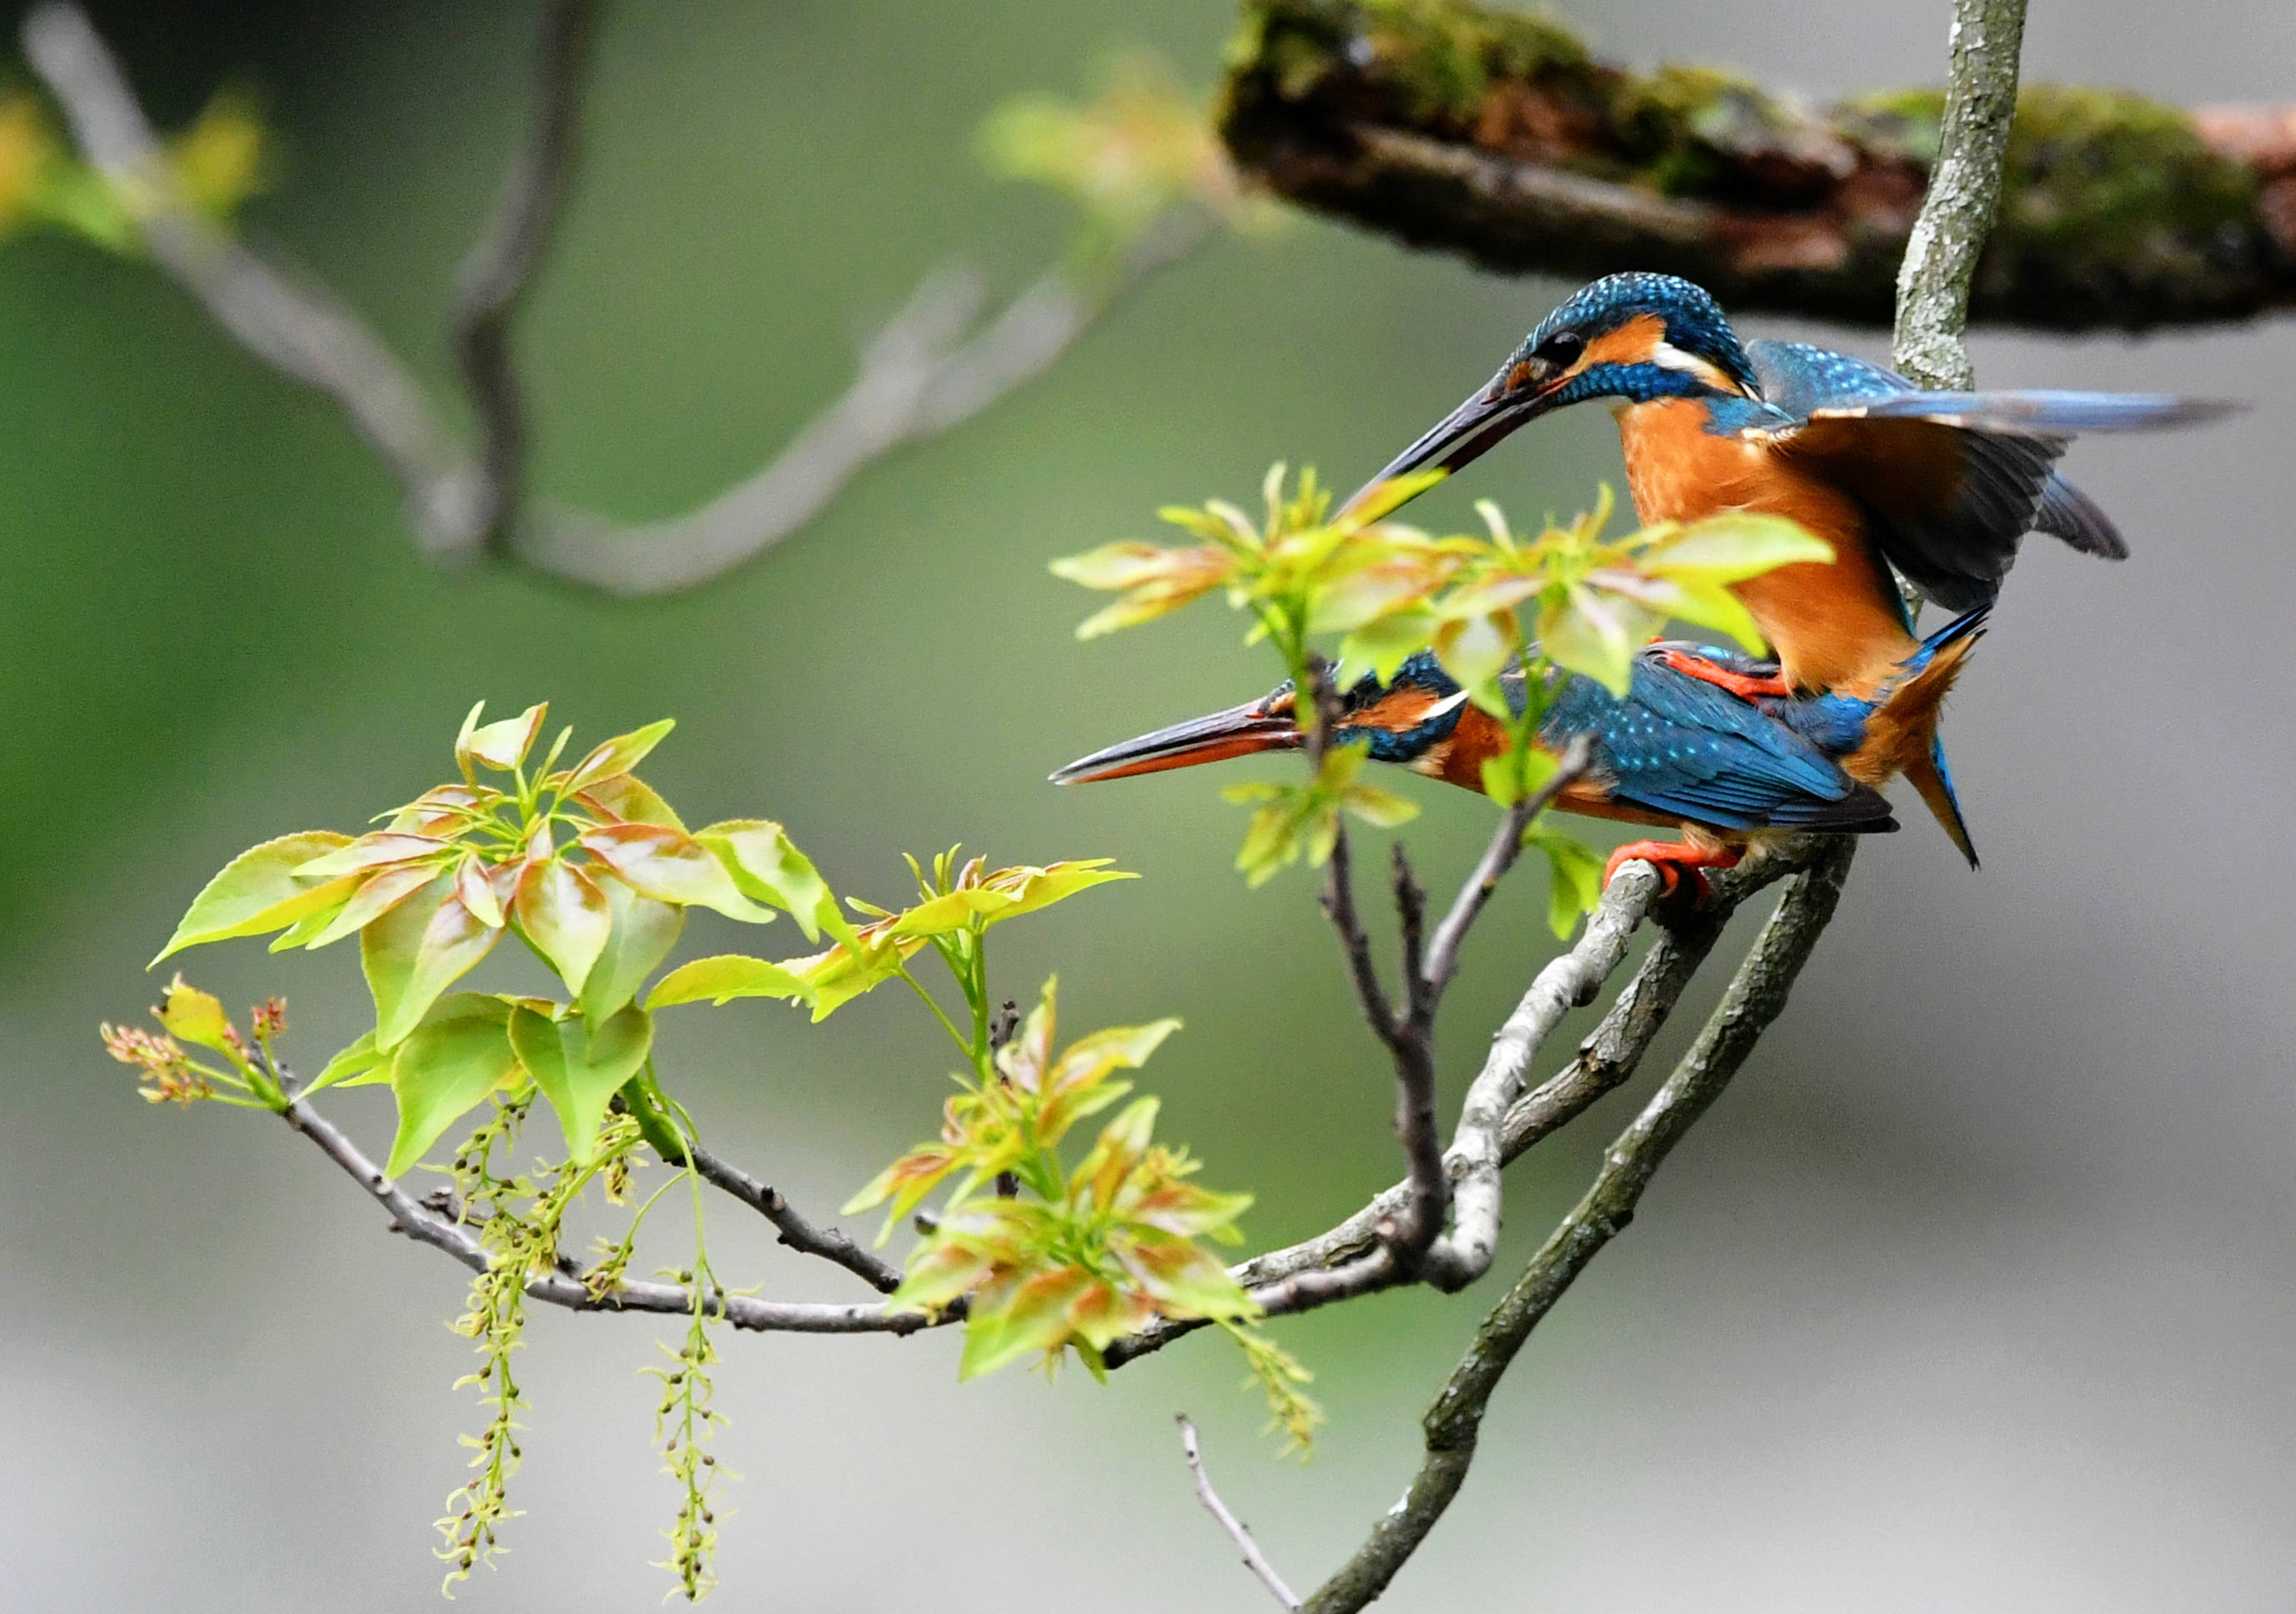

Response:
(1341, 271), (2230, 858)
(1053, 607), (1990, 897)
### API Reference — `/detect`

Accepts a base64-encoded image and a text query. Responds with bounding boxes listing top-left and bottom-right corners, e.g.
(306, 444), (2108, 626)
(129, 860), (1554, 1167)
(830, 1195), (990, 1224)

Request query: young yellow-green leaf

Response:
(507, 1002), (654, 1167)
(383, 995), (522, 1177)
(1478, 742), (1560, 809)
(696, 819), (850, 945)
(155, 977), (232, 1053)
(1339, 467), (1447, 527)
(982, 860), (1137, 923)
(152, 830), (356, 963)
(1111, 1229), (1254, 1318)
(462, 703), (547, 774)
(577, 822), (775, 922)
(1643, 512), (1833, 582)
(301, 1029), (384, 1096)
(1525, 820), (1605, 938)
(455, 855), (504, 930)
(1342, 780), (1420, 830)
(961, 1265), (1101, 1380)
(556, 718), (676, 798)
(1651, 574), (1772, 657)
(1432, 608), (1517, 696)
(780, 932), (921, 1021)
(363, 874), (505, 1049)
(1076, 1096), (1160, 1213)
(296, 862), (438, 952)
(572, 772), (687, 830)
(576, 873), (685, 1022)
(842, 1145), (968, 1242)
(646, 953), (811, 1010)
(513, 857), (612, 995)
(1338, 607), (1440, 683)
(291, 832), (452, 882)
(1540, 584), (1638, 697)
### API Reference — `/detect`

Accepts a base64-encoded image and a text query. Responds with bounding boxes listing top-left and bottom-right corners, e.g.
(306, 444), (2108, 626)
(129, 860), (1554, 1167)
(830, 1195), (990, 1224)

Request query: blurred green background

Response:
(6, 2), (2296, 1608)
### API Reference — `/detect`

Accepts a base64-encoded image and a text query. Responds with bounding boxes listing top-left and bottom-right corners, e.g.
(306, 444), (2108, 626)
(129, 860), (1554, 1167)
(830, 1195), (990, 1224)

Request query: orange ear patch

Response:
(1581, 312), (1669, 368)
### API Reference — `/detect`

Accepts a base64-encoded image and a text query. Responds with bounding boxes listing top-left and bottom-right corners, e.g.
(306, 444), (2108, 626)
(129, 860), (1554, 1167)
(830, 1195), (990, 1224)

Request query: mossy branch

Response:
(1220, 0), (2294, 330)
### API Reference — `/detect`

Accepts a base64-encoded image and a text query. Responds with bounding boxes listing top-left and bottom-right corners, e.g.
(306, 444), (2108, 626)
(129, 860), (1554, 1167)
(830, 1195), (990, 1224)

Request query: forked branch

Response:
(22, 2), (1215, 592)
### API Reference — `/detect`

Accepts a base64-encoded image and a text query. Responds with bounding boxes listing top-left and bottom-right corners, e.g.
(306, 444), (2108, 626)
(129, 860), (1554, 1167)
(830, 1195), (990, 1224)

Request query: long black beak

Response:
(1338, 378), (1555, 519)
(1051, 698), (1300, 785)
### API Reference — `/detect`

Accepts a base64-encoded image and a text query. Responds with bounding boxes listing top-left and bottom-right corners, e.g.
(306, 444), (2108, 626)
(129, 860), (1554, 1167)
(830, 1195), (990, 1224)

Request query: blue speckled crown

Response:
(1520, 273), (1759, 395)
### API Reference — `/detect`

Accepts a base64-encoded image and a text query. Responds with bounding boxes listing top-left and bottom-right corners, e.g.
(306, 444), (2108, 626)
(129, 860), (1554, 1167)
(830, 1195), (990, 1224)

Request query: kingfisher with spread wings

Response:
(1325, 272), (2230, 863)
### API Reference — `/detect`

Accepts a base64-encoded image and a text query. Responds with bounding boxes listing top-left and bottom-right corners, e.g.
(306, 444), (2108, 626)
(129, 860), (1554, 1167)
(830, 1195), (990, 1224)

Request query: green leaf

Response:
(961, 1266), (1097, 1379)
(1432, 609), (1516, 695)
(297, 862), (438, 951)
(508, 1002), (655, 1166)
(696, 819), (849, 945)
(302, 1030), (386, 1095)
(291, 832), (452, 882)
(460, 703), (547, 774)
(1340, 467), (1447, 526)
(1653, 575), (1771, 657)
(577, 822), (775, 922)
(1338, 607), (1440, 683)
(155, 977), (232, 1052)
(1525, 820), (1605, 937)
(572, 772), (686, 830)
(384, 995), (522, 1177)
(1478, 742), (1559, 809)
(646, 953), (811, 1009)
(1342, 781), (1420, 829)
(556, 718), (676, 798)
(513, 857), (612, 994)
(362, 872), (506, 1049)
(577, 872), (684, 1022)
(152, 831), (356, 963)
(1643, 512), (1834, 582)
(783, 933), (919, 1021)
(1540, 584), (1637, 697)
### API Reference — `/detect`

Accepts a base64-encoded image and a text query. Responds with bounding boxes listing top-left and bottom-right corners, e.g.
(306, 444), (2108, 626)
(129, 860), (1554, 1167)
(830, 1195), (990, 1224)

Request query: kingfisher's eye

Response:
(1533, 329), (1585, 369)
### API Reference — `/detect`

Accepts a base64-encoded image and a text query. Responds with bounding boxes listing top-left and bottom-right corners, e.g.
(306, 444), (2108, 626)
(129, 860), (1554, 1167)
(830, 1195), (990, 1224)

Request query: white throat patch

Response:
(1649, 338), (1739, 392)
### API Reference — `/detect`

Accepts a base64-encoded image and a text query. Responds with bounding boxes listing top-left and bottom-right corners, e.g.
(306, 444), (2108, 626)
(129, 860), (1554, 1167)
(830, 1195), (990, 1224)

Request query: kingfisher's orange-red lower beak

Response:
(1051, 699), (1301, 785)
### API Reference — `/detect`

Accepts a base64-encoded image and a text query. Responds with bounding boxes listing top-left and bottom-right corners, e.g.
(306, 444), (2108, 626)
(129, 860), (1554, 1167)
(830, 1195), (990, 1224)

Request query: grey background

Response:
(2, 1), (2291, 1607)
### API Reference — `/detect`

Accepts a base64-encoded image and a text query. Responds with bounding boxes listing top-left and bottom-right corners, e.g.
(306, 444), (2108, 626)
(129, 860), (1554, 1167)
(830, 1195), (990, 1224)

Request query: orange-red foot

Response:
(1603, 840), (1743, 905)
(1658, 648), (1792, 700)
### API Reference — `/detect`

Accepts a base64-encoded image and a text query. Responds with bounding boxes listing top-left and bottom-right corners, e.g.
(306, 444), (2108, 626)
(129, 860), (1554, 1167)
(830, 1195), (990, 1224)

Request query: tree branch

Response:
(1894, 0), (2029, 388)
(685, 1137), (905, 1295)
(1178, 1416), (1303, 1611)
(1220, 0), (2291, 330)
(279, 1092), (946, 1335)
(1300, 838), (1859, 1613)
(22, 2), (480, 555)
(22, 3), (1215, 593)
(451, 0), (606, 558)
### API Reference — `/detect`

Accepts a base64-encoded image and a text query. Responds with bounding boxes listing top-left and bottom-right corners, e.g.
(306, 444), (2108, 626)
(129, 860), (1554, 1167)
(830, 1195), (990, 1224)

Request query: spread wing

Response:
(1739, 340), (2220, 611)
(1540, 650), (1894, 834)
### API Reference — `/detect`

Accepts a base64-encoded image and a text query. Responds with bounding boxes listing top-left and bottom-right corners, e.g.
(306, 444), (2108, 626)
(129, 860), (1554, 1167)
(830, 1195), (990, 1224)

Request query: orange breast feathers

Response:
(1618, 398), (1916, 697)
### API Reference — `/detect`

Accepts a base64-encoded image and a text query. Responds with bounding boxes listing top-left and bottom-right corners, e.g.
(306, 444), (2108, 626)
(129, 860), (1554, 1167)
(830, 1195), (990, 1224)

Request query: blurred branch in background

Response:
(1218, 0), (2290, 329)
(20, 2), (1250, 592)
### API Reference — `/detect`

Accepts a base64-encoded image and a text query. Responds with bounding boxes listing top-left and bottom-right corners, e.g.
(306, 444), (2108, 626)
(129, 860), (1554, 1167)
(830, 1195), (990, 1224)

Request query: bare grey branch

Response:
(1177, 1416), (1302, 1610)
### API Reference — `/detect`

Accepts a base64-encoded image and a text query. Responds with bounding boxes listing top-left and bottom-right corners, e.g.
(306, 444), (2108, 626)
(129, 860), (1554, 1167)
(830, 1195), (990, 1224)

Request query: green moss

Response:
(1227, 0), (1590, 129)
(1611, 63), (1809, 194)
(2000, 84), (2256, 246)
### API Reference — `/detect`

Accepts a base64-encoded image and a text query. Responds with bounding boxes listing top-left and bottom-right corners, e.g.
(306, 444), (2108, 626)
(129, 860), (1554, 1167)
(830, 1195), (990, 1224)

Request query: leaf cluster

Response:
(0, 84), (263, 252)
(1054, 466), (1830, 932)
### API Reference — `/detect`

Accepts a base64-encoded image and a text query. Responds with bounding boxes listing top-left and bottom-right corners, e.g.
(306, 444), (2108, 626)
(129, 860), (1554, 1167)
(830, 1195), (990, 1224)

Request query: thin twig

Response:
(1177, 1416), (1302, 1611)
(1419, 734), (1595, 1006)
(452, 0), (606, 557)
(280, 1093), (946, 1335)
(1300, 840), (1859, 1613)
(686, 1137), (904, 1294)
